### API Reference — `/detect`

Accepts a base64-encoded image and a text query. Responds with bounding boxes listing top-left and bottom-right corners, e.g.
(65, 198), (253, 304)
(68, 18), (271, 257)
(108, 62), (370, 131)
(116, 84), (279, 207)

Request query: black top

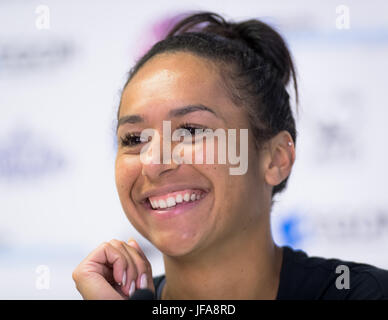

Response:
(152, 246), (388, 300)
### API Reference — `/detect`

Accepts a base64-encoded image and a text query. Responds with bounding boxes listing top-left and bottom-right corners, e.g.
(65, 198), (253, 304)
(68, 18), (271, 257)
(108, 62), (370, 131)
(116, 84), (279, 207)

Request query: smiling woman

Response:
(72, 11), (388, 300)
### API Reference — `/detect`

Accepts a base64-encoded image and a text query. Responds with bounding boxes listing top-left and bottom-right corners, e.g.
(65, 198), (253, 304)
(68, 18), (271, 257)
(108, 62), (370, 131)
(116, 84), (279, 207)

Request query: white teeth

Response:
(149, 191), (205, 210)
(176, 194), (183, 203)
(166, 197), (176, 207)
(158, 199), (167, 209)
(150, 200), (158, 209)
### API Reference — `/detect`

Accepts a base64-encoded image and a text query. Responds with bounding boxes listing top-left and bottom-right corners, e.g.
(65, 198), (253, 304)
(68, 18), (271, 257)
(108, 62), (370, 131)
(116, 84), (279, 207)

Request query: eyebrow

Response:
(116, 104), (219, 132)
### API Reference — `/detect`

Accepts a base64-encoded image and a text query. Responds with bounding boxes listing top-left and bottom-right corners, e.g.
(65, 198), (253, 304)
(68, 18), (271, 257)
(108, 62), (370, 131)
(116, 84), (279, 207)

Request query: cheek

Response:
(115, 155), (141, 196)
(184, 135), (227, 165)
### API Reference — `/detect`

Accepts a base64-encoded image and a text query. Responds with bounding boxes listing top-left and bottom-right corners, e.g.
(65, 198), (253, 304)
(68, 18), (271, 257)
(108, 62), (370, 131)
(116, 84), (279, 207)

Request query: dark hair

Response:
(119, 11), (298, 198)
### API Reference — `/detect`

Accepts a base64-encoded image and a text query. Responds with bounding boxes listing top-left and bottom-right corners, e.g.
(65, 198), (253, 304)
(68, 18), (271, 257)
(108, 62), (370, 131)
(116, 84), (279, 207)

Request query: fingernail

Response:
(128, 241), (136, 248)
(140, 273), (147, 289)
(129, 280), (135, 297)
(121, 272), (126, 287)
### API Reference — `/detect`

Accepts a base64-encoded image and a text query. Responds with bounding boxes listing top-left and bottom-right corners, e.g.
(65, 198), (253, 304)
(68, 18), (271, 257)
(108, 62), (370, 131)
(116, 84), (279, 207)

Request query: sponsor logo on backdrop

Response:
(279, 212), (306, 247)
(0, 39), (74, 74)
(0, 127), (66, 180)
(300, 88), (365, 165)
(313, 208), (388, 241)
(276, 207), (388, 248)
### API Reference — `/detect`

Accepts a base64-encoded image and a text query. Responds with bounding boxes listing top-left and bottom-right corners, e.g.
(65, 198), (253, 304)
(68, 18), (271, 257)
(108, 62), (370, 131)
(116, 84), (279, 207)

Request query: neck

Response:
(161, 218), (283, 300)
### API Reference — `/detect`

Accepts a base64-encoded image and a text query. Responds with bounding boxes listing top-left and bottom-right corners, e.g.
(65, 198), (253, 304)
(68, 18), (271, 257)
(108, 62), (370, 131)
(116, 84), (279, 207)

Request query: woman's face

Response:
(115, 52), (271, 257)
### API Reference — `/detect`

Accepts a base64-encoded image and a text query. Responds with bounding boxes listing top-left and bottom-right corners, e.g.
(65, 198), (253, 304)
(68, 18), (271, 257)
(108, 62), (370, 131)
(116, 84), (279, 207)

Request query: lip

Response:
(138, 184), (210, 204)
(141, 190), (210, 219)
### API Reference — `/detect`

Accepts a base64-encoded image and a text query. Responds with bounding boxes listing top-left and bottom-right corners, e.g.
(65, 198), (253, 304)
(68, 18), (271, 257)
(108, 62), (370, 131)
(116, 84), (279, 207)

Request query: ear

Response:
(263, 131), (295, 188)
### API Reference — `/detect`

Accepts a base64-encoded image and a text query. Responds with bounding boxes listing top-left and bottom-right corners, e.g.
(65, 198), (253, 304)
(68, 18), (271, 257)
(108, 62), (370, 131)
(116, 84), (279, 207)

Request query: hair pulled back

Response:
(121, 12), (299, 197)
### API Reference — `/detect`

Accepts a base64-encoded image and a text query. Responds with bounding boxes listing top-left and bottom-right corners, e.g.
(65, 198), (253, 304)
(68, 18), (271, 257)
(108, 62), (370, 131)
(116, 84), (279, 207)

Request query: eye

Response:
(119, 132), (148, 147)
(176, 122), (207, 136)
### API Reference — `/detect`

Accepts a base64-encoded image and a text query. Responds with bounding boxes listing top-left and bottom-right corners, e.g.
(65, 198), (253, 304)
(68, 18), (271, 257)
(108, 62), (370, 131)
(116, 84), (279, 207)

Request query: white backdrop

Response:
(1, 0), (387, 299)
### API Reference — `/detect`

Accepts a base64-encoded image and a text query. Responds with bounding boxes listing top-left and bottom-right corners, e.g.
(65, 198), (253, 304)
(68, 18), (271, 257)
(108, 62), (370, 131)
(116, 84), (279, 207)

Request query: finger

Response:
(86, 242), (129, 288)
(112, 282), (132, 300)
(127, 238), (148, 261)
(90, 262), (115, 284)
(125, 240), (155, 293)
(74, 271), (124, 300)
(73, 242), (129, 300)
(108, 239), (138, 297)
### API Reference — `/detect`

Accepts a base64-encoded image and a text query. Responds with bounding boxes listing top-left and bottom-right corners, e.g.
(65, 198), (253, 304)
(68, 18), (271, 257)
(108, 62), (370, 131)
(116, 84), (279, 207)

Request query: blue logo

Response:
(277, 210), (307, 248)
(0, 128), (66, 180)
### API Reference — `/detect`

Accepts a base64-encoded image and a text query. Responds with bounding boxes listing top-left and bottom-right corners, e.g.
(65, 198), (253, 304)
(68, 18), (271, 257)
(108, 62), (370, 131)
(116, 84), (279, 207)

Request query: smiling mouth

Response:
(143, 189), (208, 211)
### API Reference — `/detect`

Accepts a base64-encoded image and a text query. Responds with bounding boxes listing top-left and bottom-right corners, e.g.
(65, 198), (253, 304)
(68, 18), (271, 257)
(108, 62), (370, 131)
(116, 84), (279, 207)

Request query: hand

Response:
(72, 239), (155, 300)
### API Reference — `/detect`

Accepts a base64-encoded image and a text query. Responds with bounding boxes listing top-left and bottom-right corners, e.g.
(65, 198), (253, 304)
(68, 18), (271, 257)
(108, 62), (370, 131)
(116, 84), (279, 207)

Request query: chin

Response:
(152, 231), (203, 258)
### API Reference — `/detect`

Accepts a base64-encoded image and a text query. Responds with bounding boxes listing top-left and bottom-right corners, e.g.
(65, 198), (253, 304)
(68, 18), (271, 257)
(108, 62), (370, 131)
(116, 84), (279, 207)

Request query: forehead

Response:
(120, 52), (233, 117)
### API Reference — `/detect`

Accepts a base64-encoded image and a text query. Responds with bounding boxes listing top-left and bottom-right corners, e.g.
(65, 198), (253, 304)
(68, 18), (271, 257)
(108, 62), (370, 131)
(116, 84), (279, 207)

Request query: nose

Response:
(140, 129), (180, 180)
(141, 162), (179, 180)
